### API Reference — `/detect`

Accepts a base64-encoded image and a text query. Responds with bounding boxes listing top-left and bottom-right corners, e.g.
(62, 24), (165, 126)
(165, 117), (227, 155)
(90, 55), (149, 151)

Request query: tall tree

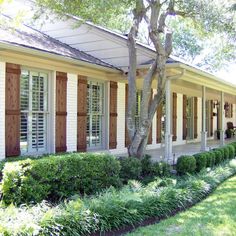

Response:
(35, 0), (235, 157)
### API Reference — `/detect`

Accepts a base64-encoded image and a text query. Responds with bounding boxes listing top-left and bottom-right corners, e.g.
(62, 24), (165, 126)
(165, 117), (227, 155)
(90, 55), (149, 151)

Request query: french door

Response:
(86, 81), (104, 148)
(20, 70), (48, 154)
(186, 97), (194, 140)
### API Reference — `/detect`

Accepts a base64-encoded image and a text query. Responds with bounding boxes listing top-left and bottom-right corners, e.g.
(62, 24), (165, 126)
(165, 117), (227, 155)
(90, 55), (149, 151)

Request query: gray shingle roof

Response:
(0, 16), (119, 70)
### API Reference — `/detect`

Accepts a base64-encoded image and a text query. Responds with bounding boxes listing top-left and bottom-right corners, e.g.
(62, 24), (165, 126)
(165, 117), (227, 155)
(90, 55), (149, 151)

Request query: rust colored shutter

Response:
(147, 89), (153, 144)
(172, 92), (177, 141)
(56, 72), (67, 152)
(183, 95), (187, 140)
(210, 100), (214, 136)
(194, 97), (198, 139)
(5, 63), (21, 157)
(77, 76), (87, 152)
(231, 104), (233, 118)
(156, 104), (162, 143)
(109, 82), (117, 149)
(125, 84), (131, 147)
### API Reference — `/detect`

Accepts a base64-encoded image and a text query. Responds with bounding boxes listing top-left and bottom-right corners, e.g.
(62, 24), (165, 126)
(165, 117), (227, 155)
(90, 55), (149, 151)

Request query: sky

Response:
(217, 64), (236, 85)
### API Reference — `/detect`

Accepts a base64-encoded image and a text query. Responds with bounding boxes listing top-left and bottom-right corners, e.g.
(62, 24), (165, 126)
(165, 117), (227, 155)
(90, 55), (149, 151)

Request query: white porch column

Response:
(66, 74), (78, 152)
(201, 86), (207, 151)
(0, 62), (5, 160)
(220, 91), (225, 146)
(165, 79), (172, 160)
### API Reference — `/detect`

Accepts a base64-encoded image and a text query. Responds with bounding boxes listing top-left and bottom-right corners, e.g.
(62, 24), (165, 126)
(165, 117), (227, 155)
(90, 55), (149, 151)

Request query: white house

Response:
(0, 12), (235, 160)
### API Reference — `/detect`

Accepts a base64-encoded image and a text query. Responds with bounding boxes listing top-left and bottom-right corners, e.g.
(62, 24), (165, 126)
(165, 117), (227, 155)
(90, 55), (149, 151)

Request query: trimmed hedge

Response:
(178, 142), (236, 175)
(0, 160), (235, 235)
(119, 156), (142, 183)
(1, 153), (122, 205)
(176, 155), (196, 175)
(193, 153), (207, 172)
(151, 161), (171, 177)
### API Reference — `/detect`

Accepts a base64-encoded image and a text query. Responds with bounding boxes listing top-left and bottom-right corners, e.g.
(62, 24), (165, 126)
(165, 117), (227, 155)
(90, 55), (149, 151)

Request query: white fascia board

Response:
(0, 41), (121, 73)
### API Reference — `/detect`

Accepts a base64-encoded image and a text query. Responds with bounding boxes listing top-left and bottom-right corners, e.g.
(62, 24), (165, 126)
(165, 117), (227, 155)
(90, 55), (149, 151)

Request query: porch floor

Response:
(145, 137), (236, 164)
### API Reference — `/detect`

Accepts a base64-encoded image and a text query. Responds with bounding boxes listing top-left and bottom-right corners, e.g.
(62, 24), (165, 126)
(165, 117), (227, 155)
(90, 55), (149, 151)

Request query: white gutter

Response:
(178, 63), (236, 89)
(0, 41), (121, 73)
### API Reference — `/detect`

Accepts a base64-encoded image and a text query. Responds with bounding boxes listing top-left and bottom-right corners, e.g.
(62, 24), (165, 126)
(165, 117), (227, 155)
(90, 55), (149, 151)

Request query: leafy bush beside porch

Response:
(1, 153), (122, 205)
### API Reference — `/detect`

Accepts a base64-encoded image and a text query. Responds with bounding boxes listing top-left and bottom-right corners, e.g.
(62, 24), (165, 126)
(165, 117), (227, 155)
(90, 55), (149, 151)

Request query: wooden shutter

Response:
(147, 89), (153, 144)
(183, 95), (187, 140)
(194, 97), (198, 139)
(172, 92), (177, 141)
(5, 63), (21, 157)
(125, 84), (130, 147)
(77, 76), (87, 152)
(109, 81), (117, 149)
(56, 72), (67, 152)
(230, 104), (233, 118)
(210, 100), (214, 136)
(156, 104), (162, 143)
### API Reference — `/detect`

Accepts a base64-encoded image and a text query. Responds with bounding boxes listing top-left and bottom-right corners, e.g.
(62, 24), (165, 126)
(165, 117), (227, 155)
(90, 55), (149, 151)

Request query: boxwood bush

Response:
(118, 156), (142, 183)
(151, 161), (171, 177)
(193, 153), (207, 172)
(213, 149), (223, 165)
(176, 155), (196, 175)
(228, 145), (235, 159)
(1, 153), (122, 205)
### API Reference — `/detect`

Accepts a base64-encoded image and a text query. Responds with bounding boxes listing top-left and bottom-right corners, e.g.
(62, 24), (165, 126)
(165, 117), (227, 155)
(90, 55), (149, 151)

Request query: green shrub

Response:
(208, 151), (216, 167)
(140, 154), (153, 176)
(217, 148), (225, 160)
(193, 153), (207, 172)
(118, 157), (142, 183)
(151, 161), (171, 177)
(213, 150), (223, 165)
(223, 146), (230, 160)
(1, 153), (121, 205)
(176, 155), (196, 175)
(230, 142), (236, 151)
(228, 145), (235, 159)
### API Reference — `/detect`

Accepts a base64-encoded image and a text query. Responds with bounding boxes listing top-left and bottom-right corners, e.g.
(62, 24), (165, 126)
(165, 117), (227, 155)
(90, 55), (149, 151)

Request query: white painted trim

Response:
(0, 62), (5, 160)
(110, 82), (126, 154)
(66, 73), (78, 152)
(49, 71), (56, 153)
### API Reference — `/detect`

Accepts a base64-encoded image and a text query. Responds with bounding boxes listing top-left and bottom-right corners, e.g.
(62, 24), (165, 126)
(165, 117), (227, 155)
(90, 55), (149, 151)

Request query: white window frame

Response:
(86, 79), (107, 150)
(20, 68), (52, 155)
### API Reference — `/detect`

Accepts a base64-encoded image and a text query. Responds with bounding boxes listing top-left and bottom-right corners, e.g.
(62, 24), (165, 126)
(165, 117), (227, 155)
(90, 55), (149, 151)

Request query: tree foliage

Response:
(34, 0), (235, 157)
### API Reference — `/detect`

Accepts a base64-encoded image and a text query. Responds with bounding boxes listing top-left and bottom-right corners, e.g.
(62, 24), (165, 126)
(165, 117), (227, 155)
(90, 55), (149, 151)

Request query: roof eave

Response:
(0, 41), (122, 73)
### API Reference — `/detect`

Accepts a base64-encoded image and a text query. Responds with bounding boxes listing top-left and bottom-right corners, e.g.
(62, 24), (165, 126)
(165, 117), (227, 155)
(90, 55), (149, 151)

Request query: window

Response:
(86, 81), (104, 148)
(135, 90), (142, 129)
(161, 97), (166, 140)
(186, 97), (194, 140)
(20, 70), (48, 153)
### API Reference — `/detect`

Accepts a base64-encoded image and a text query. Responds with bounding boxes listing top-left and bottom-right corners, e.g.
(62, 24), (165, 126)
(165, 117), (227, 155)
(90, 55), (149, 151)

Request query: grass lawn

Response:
(127, 175), (236, 236)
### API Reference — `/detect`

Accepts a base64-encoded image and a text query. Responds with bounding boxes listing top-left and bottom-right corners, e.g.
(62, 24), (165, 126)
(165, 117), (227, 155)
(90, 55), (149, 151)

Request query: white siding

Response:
(66, 74), (78, 152)
(175, 93), (184, 145)
(0, 62), (5, 159)
(147, 90), (157, 149)
(48, 71), (56, 154)
(110, 82), (127, 154)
